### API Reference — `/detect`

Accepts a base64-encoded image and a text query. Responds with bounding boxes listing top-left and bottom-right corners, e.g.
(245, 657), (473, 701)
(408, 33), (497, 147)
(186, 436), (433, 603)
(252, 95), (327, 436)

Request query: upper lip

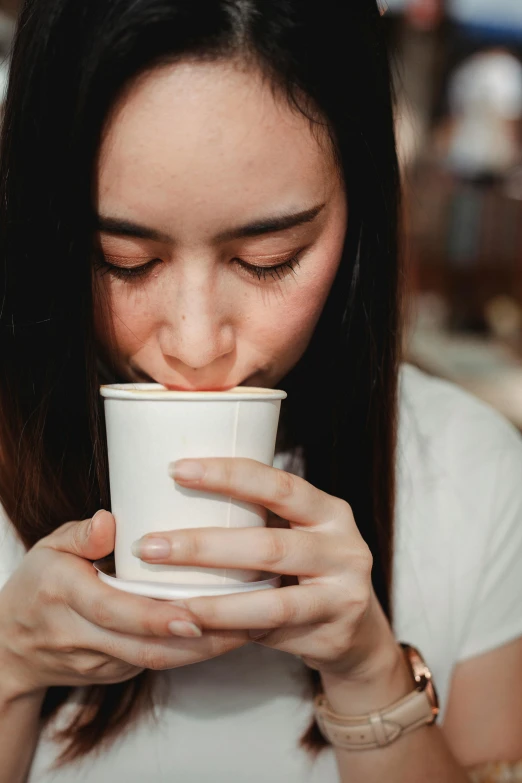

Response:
(133, 368), (249, 391)
(162, 383), (238, 391)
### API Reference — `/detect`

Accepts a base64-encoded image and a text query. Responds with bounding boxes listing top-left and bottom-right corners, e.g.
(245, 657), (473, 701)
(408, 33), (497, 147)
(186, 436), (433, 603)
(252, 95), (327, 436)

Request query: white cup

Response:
(100, 384), (287, 585)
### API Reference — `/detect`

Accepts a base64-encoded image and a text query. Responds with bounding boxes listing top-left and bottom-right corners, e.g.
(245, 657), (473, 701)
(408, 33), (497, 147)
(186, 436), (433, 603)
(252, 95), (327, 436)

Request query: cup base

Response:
(93, 556), (281, 600)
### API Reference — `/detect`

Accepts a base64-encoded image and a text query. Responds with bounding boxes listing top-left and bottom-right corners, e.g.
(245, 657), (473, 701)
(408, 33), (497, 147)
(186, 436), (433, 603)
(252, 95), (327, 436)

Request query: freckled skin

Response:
(94, 59), (347, 390)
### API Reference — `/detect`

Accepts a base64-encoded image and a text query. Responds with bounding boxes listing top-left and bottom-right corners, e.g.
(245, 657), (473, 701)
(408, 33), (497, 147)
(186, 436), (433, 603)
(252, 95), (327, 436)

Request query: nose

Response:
(157, 270), (235, 372)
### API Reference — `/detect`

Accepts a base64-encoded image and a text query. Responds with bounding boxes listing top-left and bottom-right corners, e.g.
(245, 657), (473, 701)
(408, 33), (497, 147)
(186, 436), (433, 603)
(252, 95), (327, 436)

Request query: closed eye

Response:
(94, 256), (161, 281)
(93, 252), (302, 283)
(232, 254), (301, 281)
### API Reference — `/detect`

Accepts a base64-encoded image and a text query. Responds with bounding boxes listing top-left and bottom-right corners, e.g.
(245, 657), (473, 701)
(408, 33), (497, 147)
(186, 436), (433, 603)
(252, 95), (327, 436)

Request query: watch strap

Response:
(314, 681), (436, 751)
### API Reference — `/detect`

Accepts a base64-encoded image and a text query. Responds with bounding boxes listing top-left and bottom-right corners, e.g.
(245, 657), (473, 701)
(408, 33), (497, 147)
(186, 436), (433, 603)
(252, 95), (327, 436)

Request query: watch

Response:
(313, 642), (439, 751)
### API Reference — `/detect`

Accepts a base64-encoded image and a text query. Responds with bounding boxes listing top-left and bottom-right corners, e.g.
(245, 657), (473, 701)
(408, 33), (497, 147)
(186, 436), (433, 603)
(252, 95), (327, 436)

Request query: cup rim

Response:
(100, 383), (287, 401)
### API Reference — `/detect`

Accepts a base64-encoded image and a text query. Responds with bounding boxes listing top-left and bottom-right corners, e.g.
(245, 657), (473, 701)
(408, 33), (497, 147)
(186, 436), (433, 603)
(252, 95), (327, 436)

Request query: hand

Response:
(0, 510), (249, 700)
(132, 457), (399, 679)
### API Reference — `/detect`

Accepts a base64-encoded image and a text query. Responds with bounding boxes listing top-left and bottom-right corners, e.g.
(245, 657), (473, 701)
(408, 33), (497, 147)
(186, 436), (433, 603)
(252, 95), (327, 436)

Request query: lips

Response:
(130, 365), (253, 391)
(162, 383), (238, 392)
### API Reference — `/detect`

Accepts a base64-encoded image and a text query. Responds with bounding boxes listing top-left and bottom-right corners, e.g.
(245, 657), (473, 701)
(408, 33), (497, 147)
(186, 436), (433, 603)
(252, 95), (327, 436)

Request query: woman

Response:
(0, 2), (521, 782)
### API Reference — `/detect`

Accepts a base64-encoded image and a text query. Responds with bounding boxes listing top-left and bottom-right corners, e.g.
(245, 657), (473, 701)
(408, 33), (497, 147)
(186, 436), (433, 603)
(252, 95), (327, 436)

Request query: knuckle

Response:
(34, 580), (60, 608)
(273, 471), (296, 502)
(181, 530), (204, 562)
(213, 629), (253, 657)
(337, 583), (371, 621)
(333, 497), (353, 520)
(334, 542), (354, 570)
(142, 611), (174, 638)
(349, 588), (371, 619)
(354, 546), (373, 576)
(139, 613), (158, 637)
(58, 644), (78, 656)
(52, 632), (76, 655)
(149, 655), (171, 671)
(74, 655), (108, 677)
(202, 635), (222, 658)
(35, 521), (72, 551)
(261, 532), (289, 568)
(267, 592), (293, 626)
(88, 598), (114, 628)
(310, 592), (331, 622)
(334, 541), (373, 577)
(138, 644), (170, 671)
(329, 627), (353, 659)
(70, 521), (87, 554)
(222, 459), (236, 486)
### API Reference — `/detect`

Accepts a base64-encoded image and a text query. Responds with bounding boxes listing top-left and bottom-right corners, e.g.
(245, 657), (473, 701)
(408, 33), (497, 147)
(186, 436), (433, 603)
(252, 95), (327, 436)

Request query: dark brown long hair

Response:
(0, 0), (401, 769)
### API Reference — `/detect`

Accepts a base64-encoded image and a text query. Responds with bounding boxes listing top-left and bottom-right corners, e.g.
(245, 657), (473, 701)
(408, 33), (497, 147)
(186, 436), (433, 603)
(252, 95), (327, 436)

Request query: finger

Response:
(135, 526), (345, 577)
(38, 509), (115, 561)
(170, 458), (350, 531)
(78, 617), (249, 671)
(171, 583), (338, 631)
(61, 561), (204, 639)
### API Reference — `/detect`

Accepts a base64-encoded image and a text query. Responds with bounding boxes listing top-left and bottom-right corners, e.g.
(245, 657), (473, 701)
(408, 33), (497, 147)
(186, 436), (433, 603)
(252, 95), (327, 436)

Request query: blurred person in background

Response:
(451, 0), (522, 37)
(441, 49), (522, 179)
(1, 3), (522, 783)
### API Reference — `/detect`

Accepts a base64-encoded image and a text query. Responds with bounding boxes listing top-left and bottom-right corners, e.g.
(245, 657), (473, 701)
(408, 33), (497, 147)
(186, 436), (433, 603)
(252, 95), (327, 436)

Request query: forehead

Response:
(96, 59), (336, 237)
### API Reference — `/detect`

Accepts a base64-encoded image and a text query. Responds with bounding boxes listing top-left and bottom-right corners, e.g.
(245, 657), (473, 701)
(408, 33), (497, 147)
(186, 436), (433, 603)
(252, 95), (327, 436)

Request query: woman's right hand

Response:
(0, 511), (249, 699)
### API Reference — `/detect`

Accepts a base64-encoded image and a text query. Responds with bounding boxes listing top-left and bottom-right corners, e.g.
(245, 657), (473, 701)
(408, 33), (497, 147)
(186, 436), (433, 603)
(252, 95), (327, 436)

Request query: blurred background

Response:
(382, 0), (522, 431)
(0, 0), (521, 430)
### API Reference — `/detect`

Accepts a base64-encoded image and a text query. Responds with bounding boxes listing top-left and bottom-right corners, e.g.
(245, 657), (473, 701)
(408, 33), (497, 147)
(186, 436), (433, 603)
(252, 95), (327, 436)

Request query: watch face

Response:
(401, 643), (440, 715)
(424, 673), (440, 718)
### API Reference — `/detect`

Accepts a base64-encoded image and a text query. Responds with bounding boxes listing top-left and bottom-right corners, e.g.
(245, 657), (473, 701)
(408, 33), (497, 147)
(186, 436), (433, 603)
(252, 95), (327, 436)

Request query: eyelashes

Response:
(94, 256), (161, 281)
(93, 253), (301, 283)
(233, 254), (300, 281)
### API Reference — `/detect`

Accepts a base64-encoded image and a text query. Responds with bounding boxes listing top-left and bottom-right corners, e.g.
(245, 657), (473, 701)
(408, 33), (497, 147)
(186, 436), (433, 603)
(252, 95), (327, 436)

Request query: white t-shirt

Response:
(1, 364), (522, 782)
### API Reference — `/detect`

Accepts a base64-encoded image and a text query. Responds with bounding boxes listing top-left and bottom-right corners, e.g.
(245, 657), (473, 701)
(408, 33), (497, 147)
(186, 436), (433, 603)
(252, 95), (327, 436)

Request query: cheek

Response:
(93, 283), (159, 355)
(248, 255), (341, 361)
(287, 236), (345, 329)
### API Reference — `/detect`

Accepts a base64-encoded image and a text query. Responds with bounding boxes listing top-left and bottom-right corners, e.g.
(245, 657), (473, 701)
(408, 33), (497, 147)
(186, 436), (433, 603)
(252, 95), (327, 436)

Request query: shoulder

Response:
(398, 363), (522, 469)
(397, 362), (522, 553)
(394, 366), (522, 712)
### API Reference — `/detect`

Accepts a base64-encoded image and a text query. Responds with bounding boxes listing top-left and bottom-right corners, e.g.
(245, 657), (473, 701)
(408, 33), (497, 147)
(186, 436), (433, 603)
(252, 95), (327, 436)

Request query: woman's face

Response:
(94, 60), (347, 390)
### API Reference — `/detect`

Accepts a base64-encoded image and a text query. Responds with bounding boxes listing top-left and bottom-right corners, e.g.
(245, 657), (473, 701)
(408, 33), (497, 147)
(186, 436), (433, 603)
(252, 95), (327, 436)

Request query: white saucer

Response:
(93, 557), (281, 600)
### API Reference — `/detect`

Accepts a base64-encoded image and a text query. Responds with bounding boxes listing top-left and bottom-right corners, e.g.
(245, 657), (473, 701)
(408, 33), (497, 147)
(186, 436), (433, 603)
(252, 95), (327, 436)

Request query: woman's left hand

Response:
(132, 457), (399, 679)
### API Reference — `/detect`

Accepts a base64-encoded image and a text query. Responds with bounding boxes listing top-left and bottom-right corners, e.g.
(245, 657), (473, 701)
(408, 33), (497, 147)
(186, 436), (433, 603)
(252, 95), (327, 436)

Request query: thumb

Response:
(41, 509), (116, 561)
(84, 509), (116, 560)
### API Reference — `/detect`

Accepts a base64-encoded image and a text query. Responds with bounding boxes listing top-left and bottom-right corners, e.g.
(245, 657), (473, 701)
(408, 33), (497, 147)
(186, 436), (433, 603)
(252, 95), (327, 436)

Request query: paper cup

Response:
(100, 384), (287, 585)
(93, 556), (282, 600)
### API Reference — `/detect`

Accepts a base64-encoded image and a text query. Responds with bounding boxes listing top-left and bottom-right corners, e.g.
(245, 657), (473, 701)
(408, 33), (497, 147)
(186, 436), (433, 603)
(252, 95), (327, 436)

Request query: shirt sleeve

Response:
(0, 504), (27, 591)
(457, 430), (522, 662)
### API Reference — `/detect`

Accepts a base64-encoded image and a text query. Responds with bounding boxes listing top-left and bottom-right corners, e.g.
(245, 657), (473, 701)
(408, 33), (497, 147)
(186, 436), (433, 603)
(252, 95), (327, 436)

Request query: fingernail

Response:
(131, 537), (171, 560)
(89, 509), (106, 534)
(168, 621), (203, 638)
(248, 629), (270, 640)
(169, 460), (205, 482)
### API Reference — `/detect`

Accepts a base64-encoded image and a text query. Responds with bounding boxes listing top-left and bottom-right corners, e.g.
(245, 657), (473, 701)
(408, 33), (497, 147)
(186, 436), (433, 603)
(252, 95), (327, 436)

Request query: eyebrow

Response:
(96, 203), (325, 244)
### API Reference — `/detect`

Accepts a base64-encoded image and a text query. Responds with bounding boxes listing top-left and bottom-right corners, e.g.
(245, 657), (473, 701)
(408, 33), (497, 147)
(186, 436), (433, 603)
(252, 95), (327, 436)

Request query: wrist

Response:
(320, 640), (415, 717)
(318, 587), (412, 706)
(0, 679), (47, 708)
(0, 650), (47, 705)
